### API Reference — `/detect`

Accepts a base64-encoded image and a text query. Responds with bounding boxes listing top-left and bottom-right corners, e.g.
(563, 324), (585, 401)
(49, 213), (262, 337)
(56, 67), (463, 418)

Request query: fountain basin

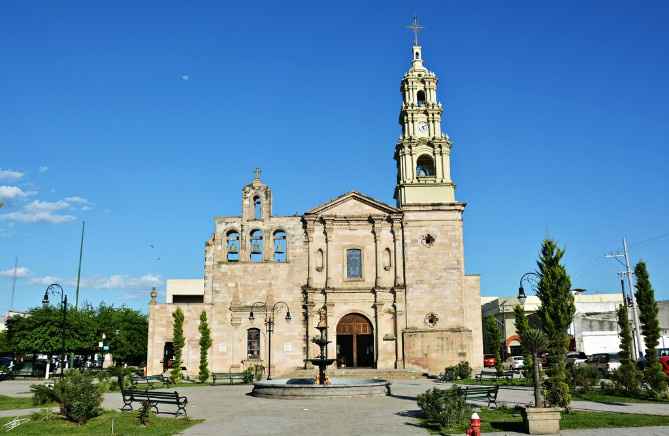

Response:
(251, 377), (391, 399)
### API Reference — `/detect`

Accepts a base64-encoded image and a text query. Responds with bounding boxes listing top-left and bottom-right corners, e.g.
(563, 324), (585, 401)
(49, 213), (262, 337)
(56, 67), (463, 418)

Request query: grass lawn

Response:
(573, 390), (669, 404)
(0, 410), (202, 435)
(0, 395), (54, 411)
(423, 407), (669, 435)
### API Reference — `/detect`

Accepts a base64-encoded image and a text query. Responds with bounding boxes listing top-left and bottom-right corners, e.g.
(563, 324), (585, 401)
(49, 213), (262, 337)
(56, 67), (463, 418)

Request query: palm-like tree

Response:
(524, 327), (548, 407)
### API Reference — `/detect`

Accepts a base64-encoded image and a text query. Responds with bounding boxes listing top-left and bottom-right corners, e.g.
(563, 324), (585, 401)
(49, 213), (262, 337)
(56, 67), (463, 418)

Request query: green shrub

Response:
(568, 364), (600, 392)
(31, 384), (56, 406)
(137, 399), (152, 426)
(441, 361), (472, 382)
(417, 387), (471, 429)
(242, 368), (255, 384)
(52, 369), (103, 424)
(456, 361), (472, 380)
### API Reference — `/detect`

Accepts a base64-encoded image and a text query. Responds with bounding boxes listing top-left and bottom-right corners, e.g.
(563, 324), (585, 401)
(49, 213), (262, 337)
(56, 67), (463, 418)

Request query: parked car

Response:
(506, 355), (525, 371)
(587, 353), (621, 376)
(566, 352), (588, 367)
(483, 355), (497, 368)
(659, 356), (669, 376)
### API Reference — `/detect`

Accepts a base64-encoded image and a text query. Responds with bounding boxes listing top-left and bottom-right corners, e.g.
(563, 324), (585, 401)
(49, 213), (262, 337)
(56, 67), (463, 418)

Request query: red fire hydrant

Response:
(465, 412), (481, 436)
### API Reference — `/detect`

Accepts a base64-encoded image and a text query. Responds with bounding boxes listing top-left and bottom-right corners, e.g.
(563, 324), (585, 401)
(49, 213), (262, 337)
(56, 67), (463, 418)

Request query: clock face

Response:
(417, 122), (428, 136)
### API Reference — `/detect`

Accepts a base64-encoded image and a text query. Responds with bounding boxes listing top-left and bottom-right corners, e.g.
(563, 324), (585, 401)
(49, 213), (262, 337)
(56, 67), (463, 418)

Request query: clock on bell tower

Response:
(394, 18), (456, 207)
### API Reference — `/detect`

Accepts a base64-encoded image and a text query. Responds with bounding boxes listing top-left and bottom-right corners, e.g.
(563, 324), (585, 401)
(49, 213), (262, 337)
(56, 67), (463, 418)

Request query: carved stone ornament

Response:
(424, 312), (439, 328)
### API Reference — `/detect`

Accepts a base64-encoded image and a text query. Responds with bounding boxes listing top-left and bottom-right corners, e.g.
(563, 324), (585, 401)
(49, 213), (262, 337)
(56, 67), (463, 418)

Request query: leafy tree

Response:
(5, 305), (148, 368)
(614, 303), (641, 394)
(484, 315), (503, 375)
(171, 308), (185, 383)
(198, 311), (212, 383)
(524, 328), (548, 407)
(535, 239), (575, 408)
(514, 304), (534, 379)
(97, 305), (148, 365)
(634, 262), (667, 393)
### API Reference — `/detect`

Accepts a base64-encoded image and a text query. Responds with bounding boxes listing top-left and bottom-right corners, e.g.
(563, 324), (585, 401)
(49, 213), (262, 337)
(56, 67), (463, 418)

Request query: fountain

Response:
(251, 307), (391, 399)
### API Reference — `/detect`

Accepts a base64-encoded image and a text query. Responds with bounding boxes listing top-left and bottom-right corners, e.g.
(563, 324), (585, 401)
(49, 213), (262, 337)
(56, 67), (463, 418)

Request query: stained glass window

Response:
(347, 249), (362, 279)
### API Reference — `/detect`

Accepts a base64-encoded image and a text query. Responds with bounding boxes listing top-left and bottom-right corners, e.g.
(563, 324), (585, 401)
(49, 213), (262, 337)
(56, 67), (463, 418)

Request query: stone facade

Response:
(147, 42), (483, 377)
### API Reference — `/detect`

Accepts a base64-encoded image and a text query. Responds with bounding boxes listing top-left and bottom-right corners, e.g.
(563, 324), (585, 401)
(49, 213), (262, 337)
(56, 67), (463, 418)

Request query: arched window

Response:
(250, 229), (263, 262)
(253, 196), (262, 220)
(416, 155), (435, 177)
(416, 90), (426, 107)
(226, 230), (240, 262)
(273, 230), (287, 262)
(247, 328), (260, 359)
(346, 248), (362, 279)
(383, 248), (392, 271)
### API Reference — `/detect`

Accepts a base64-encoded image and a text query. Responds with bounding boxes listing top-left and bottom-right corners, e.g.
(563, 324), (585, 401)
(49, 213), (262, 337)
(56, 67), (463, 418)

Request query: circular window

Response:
(420, 234), (436, 247)
(424, 312), (439, 328)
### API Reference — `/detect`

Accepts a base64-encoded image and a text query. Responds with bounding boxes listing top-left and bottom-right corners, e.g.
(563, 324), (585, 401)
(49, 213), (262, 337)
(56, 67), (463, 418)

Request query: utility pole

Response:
(74, 221), (85, 308)
(622, 237), (644, 358)
(606, 237), (644, 360)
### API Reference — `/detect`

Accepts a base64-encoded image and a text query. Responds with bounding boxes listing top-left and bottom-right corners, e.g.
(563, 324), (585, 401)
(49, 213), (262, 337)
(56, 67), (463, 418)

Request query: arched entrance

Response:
(336, 313), (374, 368)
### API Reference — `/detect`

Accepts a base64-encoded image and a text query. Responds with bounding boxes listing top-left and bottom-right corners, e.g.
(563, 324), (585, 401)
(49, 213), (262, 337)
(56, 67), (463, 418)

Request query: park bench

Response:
(121, 389), (188, 417)
(212, 371), (246, 385)
(474, 370), (514, 383)
(458, 385), (499, 408)
(131, 374), (171, 388)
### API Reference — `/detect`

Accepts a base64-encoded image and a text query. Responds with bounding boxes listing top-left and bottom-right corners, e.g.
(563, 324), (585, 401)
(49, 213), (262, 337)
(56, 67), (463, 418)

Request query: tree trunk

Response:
(533, 352), (544, 407)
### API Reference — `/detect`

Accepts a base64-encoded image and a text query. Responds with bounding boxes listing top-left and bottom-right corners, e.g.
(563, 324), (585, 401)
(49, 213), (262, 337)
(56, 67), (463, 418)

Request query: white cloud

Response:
(30, 273), (161, 290)
(0, 266), (30, 278)
(0, 169), (24, 181)
(29, 275), (62, 285)
(0, 210), (75, 223)
(0, 196), (92, 224)
(24, 200), (70, 212)
(39, 166), (49, 173)
(0, 186), (29, 200)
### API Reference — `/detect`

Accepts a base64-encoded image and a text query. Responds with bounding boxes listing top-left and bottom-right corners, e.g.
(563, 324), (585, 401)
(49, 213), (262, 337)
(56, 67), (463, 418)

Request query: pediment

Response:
(306, 191), (401, 217)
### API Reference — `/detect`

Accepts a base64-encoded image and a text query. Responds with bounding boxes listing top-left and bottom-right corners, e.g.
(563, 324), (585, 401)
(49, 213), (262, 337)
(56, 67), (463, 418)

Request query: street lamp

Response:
(42, 283), (68, 378)
(517, 272), (540, 306)
(248, 301), (292, 380)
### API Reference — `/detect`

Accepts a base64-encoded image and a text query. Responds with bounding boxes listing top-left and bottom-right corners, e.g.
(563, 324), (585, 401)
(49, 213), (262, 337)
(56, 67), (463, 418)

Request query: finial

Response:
(150, 287), (158, 305)
(254, 167), (262, 181)
(406, 16), (424, 46)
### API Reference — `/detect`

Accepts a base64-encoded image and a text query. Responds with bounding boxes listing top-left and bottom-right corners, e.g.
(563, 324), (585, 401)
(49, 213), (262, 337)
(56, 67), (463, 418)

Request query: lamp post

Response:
(249, 301), (292, 380)
(498, 299), (509, 359)
(42, 283), (68, 378)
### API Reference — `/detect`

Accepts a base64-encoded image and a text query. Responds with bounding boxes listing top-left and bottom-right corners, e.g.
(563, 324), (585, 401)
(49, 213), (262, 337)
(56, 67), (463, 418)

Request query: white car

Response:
(566, 352), (588, 367)
(507, 355), (525, 370)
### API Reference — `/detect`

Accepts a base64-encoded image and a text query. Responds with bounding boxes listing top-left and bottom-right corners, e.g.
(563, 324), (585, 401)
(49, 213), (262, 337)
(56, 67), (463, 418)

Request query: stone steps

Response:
(283, 367), (426, 380)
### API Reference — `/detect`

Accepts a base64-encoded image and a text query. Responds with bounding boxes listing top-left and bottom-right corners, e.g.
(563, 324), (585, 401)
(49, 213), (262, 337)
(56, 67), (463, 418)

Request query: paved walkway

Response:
(4, 379), (669, 434)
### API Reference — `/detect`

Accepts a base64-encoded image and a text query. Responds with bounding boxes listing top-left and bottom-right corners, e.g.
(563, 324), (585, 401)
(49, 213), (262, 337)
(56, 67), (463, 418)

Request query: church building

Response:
(146, 35), (483, 377)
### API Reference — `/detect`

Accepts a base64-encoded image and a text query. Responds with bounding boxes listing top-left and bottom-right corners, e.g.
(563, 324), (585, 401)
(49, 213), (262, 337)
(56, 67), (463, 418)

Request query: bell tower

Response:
(394, 19), (455, 207)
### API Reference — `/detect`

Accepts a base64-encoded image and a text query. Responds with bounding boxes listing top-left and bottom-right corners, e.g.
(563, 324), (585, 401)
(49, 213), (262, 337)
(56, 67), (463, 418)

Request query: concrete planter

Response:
(521, 406), (563, 434)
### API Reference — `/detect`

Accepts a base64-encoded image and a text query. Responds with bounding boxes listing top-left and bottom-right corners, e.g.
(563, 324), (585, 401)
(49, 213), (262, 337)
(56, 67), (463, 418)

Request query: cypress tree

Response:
(484, 315), (504, 375)
(615, 303), (641, 394)
(171, 308), (185, 383)
(634, 262), (667, 393)
(198, 311), (212, 383)
(535, 239), (576, 408)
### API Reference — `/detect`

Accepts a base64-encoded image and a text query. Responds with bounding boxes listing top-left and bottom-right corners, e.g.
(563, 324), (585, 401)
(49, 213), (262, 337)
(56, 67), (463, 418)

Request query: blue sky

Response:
(1, 1), (668, 313)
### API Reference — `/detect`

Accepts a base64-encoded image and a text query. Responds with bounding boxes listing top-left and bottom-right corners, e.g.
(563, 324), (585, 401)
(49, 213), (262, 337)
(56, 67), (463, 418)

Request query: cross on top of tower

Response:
(406, 16), (424, 46)
(254, 168), (262, 180)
